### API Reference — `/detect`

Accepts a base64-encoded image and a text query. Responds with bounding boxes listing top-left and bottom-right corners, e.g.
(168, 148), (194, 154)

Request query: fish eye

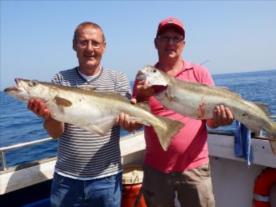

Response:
(153, 69), (157, 73)
(29, 81), (38, 87)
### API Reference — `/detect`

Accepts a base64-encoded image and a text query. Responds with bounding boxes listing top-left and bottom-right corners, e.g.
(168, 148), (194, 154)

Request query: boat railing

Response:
(1, 115), (275, 171)
(0, 137), (54, 171)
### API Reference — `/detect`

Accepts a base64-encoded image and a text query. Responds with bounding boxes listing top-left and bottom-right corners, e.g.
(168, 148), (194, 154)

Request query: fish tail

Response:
(152, 116), (184, 151)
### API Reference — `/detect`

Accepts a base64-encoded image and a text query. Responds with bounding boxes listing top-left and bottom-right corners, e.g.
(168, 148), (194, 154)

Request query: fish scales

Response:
(4, 78), (184, 151)
(138, 65), (276, 154)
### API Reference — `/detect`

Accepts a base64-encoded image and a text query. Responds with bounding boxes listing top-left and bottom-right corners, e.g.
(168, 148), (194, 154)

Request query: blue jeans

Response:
(50, 172), (122, 207)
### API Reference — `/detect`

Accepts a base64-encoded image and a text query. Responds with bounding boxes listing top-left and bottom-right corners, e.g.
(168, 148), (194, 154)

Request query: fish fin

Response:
(77, 85), (96, 91)
(215, 86), (242, 98)
(164, 91), (176, 102)
(158, 86), (175, 102)
(254, 102), (271, 116)
(97, 118), (117, 133)
(54, 96), (72, 107)
(218, 86), (230, 90)
(152, 116), (184, 151)
(136, 102), (150, 111)
(93, 91), (130, 102)
(84, 119), (116, 135)
(73, 86), (129, 103)
(84, 125), (105, 135)
(197, 101), (206, 119)
(128, 116), (151, 126)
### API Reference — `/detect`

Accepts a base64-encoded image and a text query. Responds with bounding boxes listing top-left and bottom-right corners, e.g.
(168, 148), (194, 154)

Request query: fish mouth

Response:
(4, 86), (19, 93)
(15, 78), (20, 85)
(15, 78), (26, 86)
(4, 78), (26, 94)
(136, 70), (168, 89)
(136, 71), (146, 81)
(14, 78), (32, 89)
(152, 85), (168, 94)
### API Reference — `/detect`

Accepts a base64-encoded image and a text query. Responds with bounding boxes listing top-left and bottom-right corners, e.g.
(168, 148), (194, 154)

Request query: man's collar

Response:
(77, 66), (102, 77)
(171, 60), (194, 77)
(154, 60), (194, 77)
(182, 60), (193, 70)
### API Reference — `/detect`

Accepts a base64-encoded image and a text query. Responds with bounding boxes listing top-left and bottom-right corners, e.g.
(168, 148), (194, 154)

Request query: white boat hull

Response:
(1, 132), (275, 206)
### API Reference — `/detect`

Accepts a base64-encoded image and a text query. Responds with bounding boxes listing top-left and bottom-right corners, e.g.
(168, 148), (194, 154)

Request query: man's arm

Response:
(43, 117), (64, 138)
(28, 99), (64, 138)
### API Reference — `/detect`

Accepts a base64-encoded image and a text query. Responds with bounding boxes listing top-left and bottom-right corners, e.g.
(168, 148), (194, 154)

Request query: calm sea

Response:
(1, 70), (276, 167)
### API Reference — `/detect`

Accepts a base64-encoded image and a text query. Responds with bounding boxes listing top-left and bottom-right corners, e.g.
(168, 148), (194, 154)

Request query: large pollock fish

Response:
(137, 65), (276, 154)
(4, 78), (184, 151)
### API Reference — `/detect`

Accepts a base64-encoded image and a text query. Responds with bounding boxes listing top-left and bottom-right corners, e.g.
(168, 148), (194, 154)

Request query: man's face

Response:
(73, 26), (106, 70)
(155, 28), (185, 61)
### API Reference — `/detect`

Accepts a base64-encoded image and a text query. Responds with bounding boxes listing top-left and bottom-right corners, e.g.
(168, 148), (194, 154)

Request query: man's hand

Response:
(28, 98), (51, 120)
(207, 105), (234, 128)
(28, 98), (64, 138)
(116, 98), (142, 132)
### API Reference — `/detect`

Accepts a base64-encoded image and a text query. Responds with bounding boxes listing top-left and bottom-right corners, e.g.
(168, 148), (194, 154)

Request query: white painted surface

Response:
(1, 132), (275, 207)
(208, 134), (276, 167)
(0, 132), (145, 195)
(0, 158), (56, 194)
(208, 134), (276, 207)
(210, 157), (276, 207)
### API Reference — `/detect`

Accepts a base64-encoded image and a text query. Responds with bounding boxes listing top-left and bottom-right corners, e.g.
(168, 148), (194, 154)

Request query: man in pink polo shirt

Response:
(121, 17), (234, 207)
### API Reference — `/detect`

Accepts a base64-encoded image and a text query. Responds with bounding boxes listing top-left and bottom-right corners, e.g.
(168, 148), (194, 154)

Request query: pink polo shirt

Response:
(133, 61), (214, 173)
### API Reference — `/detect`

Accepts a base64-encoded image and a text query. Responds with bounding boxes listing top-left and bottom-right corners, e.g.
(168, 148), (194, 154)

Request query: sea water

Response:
(0, 70), (275, 167)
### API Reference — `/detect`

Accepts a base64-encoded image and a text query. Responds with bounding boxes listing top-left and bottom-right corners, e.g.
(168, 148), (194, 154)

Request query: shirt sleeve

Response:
(196, 65), (215, 86)
(51, 73), (63, 85)
(115, 72), (132, 100)
(202, 69), (215, 86)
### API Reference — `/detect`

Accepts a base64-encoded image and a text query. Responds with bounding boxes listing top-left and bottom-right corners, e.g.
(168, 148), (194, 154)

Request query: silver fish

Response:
(137, 65), (276, 154)
(4, 78), (184, 151)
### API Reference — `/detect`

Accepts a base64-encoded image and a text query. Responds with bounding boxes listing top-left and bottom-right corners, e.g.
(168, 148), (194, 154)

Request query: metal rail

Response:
(0, 137), (54, 171)
(1, 115), (275, 171)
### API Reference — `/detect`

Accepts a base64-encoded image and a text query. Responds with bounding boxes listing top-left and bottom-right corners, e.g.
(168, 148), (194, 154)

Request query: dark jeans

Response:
(50, 172), (122, 207)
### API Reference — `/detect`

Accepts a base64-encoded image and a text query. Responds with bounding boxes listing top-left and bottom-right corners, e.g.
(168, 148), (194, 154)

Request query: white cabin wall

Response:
(210, 157), (276, 207)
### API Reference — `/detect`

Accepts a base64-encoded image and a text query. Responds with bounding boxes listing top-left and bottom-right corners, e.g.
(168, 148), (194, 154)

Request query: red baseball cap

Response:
(156, 17), (185, 37)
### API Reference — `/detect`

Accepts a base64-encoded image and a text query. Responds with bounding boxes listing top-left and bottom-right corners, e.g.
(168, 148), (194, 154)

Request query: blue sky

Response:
(1, 0), (276, 90)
